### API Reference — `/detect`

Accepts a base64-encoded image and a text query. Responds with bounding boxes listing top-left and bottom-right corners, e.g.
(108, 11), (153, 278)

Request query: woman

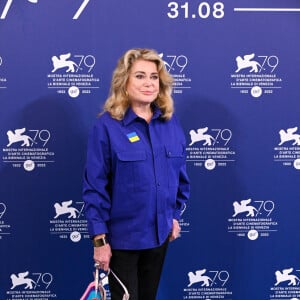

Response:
(83, 48), (190, 300)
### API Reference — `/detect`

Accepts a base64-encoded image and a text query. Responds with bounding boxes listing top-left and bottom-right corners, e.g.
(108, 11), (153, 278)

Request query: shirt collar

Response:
(123, 105), (162, 126)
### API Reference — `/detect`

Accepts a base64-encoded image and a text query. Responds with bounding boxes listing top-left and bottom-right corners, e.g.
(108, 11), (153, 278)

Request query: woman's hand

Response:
(94, 243), (112, 271)
(169, 219), (181, 242)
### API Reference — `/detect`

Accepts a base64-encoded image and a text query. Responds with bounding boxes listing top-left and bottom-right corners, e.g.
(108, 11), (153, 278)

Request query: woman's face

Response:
(126, 59), (160, 107)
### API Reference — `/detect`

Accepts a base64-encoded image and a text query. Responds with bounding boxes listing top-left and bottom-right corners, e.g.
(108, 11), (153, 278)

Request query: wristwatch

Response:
(93, 236), (108, 247)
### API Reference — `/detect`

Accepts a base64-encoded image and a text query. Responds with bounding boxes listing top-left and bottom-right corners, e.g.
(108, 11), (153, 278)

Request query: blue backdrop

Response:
(1, 1), (300, 299)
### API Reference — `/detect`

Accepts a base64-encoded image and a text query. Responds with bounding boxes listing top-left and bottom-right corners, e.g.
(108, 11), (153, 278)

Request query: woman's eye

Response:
(134, 74), (159, 80)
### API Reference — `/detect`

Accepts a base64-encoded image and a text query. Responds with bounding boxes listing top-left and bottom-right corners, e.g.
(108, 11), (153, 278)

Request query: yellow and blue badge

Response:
(127, 132), (140, 143)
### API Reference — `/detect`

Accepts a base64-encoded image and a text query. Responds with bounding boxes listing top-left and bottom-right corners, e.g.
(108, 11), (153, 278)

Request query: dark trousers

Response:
(109, 239), (169, 300)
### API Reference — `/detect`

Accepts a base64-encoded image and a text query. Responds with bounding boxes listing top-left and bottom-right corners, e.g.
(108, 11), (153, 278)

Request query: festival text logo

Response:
(186, 126), (236, 170)
(47, 52), (100, 98)
(159, 52), (191, 94)
(273, 126), (300, 170)
(230, 53), (282, 98)
(270, 267), (300, 299)
(2, 127), (55, 171)
(49, 200), (89, 242)
(6, 270), (57, 300)
(228, 198), (278, 240)
(183, 267), (232, 299)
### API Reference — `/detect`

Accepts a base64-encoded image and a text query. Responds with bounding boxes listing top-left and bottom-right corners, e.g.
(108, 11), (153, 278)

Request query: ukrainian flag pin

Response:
(127, 132), (140, 142)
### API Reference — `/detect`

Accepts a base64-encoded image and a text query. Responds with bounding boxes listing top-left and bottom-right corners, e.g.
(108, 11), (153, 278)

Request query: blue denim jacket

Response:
(83, 107), (190, 250)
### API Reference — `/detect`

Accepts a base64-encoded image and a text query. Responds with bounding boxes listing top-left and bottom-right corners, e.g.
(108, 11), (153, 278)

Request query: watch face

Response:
(93, 237), (106, 247)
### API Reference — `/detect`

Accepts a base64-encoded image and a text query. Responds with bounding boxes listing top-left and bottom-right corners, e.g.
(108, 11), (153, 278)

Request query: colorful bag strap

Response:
(94, 267), (106, 299)
(94, 263), (130, 300)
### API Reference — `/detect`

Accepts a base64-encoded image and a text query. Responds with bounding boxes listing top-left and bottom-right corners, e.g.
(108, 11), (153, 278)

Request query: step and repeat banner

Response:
(1, 0), (300, 299)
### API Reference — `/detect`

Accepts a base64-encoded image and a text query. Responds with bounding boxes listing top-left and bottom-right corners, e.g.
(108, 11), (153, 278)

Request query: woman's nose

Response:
(144, 77), (153, 86)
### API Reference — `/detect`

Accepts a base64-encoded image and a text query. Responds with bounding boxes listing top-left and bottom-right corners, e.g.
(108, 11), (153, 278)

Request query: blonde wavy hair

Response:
(102, 48), (174, 120)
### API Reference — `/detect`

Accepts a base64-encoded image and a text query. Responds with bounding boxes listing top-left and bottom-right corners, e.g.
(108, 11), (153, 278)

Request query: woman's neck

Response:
(131, 103), (153, 123)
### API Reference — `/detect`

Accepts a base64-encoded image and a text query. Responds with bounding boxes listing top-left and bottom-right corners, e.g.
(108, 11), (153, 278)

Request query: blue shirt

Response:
(83, 106), (190, 250)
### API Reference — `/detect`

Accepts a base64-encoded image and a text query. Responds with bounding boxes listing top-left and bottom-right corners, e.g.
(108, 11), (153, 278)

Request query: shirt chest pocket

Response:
(165, 146), (184, 159)
(115, 150), (148, 187)
(165, 145), (185, 187)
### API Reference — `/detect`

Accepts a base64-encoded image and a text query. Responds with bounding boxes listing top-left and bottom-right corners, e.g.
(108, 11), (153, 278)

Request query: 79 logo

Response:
(189, 127), (232, 147)
(233, 199), (275, 218)
(235, 53), (279, 74)
(159, 53), (189, 73)
(6, 128), (51, 147)
(10, 271), (54, 290)
(187, 268), (230, 288)
(51, 53), (96, 73)
(0, 0), (90, 19)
